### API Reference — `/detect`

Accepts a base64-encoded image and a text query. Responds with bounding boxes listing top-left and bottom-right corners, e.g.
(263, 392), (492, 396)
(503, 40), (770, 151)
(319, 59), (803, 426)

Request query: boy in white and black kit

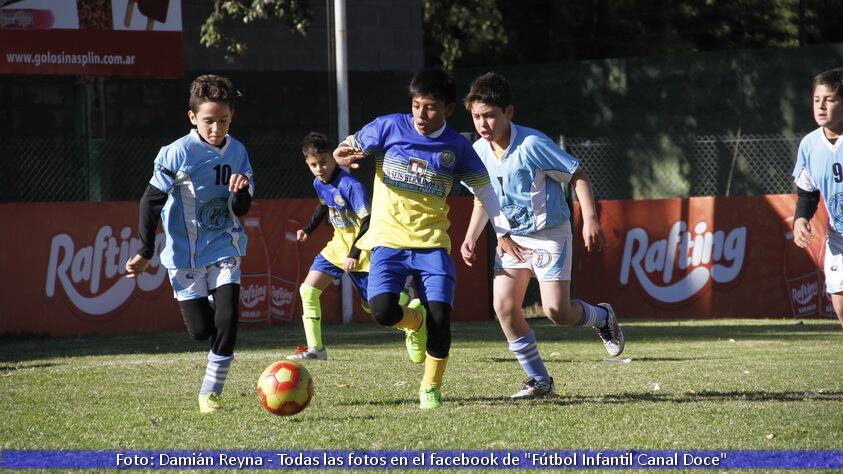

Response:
(792, 67), (843, 330)
(125, 74), (255, 412)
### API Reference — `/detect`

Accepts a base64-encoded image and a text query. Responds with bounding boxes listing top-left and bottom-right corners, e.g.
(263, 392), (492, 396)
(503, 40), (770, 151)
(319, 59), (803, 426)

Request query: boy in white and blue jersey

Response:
(334, 69), (526, 409)
(126, 75), (255, 413)
(461, 72), (625, 399)
(792, 67), (843, 330)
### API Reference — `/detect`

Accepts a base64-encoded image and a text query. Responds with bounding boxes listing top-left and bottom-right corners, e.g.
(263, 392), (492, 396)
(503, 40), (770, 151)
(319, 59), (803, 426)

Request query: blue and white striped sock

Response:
(508, 329), (551, 383)
(200, 350), (233, 395)
(573, 300), (609, 328)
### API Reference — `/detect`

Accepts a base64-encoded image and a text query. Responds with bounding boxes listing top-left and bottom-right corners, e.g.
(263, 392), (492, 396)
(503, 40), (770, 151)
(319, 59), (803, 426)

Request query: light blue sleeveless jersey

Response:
(473, 123), (579, 236)
(149, 129), (255, 269)
(793, 127), (843, 232)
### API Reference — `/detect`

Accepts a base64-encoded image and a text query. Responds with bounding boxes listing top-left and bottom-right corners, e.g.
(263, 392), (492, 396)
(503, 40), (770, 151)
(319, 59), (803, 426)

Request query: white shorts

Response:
(824, 232), (843, 293)
(495, 222), (572, 282)
(167, 257), (241, 301)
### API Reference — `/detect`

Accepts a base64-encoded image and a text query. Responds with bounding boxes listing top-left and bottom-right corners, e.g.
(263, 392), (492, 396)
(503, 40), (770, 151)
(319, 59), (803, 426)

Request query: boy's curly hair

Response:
(189, 74), (236, 112)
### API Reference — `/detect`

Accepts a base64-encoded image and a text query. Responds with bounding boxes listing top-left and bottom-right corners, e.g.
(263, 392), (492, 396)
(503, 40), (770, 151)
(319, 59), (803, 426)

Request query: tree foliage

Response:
(421, 0), (507, 71)
(200, 0), (843, 68)
(200, 0), (311, 61)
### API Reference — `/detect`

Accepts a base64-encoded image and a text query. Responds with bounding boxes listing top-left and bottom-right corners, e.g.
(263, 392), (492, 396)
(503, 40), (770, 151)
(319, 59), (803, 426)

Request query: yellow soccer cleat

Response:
(198, 392), (223, 414)
(404, 299), (427, 364)
(419, 386), (442, 409)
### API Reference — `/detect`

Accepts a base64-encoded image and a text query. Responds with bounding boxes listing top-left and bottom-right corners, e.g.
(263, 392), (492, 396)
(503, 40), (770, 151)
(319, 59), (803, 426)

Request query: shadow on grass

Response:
(0, 362), (59, 373)
(439, 390), (843, 407)
(324, 389), (843, 411)
(485, 356), (720, 363)
(1, 319), (839, 363)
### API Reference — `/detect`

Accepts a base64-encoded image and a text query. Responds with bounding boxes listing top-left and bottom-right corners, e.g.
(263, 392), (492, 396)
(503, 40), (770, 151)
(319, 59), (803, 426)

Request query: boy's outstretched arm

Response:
(333, 144), (368, 169)
(297, 202), (329, 242)
(460, 202), (489, 266)
(126, 184), (167, 278)
(472, 184), (528, 262)
(571, 168), (605, 252)
(794, 186), (820, 248)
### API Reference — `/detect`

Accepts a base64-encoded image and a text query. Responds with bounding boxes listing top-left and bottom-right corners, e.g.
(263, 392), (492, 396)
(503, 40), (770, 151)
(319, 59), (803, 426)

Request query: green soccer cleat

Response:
(404, 299), (427, 364)
(419, 386), (442, 409)
(398, 289), (411, 307)
(198, 392), (223, 414)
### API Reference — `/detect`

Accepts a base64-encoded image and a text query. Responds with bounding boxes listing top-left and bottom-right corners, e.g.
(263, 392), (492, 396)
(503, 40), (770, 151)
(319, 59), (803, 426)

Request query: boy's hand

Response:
(125, 254), (150, 278)
(460, 240), (476, 266)
(228, 173), (250, 192)
(497, 233), (529, 262)
(343, 257), (359, 272)
(794, 217), (814, 248)
(333, 146), (368, 169)
(582, 216), (605, 252)
(296, 229), (308, 242)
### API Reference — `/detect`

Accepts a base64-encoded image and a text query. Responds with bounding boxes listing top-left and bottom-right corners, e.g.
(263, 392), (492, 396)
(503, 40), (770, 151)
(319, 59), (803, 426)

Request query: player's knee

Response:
(369, 293), (401, 326)
(179, 299), (215, 340)
(493, 300), (518, 320)
(299, 284), (322, 303)
(187, 326), (214, 341)
(426, 302), (451, 358)
(426, 333), (450, 359)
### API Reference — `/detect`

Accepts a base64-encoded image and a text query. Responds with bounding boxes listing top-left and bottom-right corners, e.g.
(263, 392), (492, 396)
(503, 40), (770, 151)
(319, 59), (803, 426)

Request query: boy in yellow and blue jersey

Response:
(287, 132), (411, 360)
(334, 69), (526, 409)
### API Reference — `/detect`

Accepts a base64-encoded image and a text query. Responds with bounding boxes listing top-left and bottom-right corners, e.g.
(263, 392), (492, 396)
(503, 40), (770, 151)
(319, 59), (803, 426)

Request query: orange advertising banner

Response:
(0, 197), (490, 336)
(0, 195), (825, 337)
(571, 194), (830, 319)
(0, 0), (182, 77)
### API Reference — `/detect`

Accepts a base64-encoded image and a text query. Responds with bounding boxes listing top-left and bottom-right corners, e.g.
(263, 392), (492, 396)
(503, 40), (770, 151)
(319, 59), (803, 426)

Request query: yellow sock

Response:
(299, 284), (323, 348)
(421, 355), (448, 389)
(391, 305), (422, 331)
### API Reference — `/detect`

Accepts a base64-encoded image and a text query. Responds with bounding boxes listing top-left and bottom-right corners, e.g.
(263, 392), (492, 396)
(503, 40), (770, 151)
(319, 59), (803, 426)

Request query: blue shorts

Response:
(310, 253), (368, 300)
(368, 247), (455, 306)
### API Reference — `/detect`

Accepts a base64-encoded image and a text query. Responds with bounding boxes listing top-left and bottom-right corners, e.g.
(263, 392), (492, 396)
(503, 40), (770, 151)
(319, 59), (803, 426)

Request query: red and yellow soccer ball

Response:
(256, 360), (313, 416)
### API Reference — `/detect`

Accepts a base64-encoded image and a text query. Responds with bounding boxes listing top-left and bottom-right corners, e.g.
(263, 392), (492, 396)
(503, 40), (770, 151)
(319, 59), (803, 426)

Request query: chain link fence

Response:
(563, 134), (800, 201)
(1, 133), (801, 203)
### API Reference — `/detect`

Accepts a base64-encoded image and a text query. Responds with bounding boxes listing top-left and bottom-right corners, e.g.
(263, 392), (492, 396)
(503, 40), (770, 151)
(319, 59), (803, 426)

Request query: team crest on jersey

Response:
(333, 194), (346, 207)
(533, 249), (552, 268)
(502, 205), (532, 233)
(439, 150), (455, 168)
(408, 157), (428, 176)
(829, 192), (843, 230)
(197, 197), (231, 230)
(216, 257), (237, 269)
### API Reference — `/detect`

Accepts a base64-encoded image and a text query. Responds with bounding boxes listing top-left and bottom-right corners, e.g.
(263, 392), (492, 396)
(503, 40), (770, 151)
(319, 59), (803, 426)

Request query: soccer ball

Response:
(256, 360), (313, 416)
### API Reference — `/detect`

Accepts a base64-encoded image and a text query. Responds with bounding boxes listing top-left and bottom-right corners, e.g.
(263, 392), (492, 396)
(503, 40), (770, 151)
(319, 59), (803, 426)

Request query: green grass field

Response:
(1, 318), (841, 472)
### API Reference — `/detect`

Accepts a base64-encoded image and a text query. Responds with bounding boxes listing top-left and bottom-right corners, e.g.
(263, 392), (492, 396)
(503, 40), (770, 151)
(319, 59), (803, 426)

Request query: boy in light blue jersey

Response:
(461, 72), (625, 399)
(792, 67), (843, 330)
(126, 74), (254, 413)
(334, 69), (526, 409)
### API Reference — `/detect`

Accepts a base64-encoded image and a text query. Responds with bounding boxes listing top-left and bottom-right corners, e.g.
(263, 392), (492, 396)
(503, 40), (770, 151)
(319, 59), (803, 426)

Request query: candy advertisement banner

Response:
(0, 0), (182, 76)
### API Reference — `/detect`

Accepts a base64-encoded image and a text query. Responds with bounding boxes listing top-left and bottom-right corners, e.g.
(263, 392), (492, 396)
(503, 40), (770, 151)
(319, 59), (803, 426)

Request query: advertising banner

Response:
(0, 195), (828, 336)
(0, 0), (182, 76)
(0, 197), (490, 336)
(571, 194), (828, 319)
